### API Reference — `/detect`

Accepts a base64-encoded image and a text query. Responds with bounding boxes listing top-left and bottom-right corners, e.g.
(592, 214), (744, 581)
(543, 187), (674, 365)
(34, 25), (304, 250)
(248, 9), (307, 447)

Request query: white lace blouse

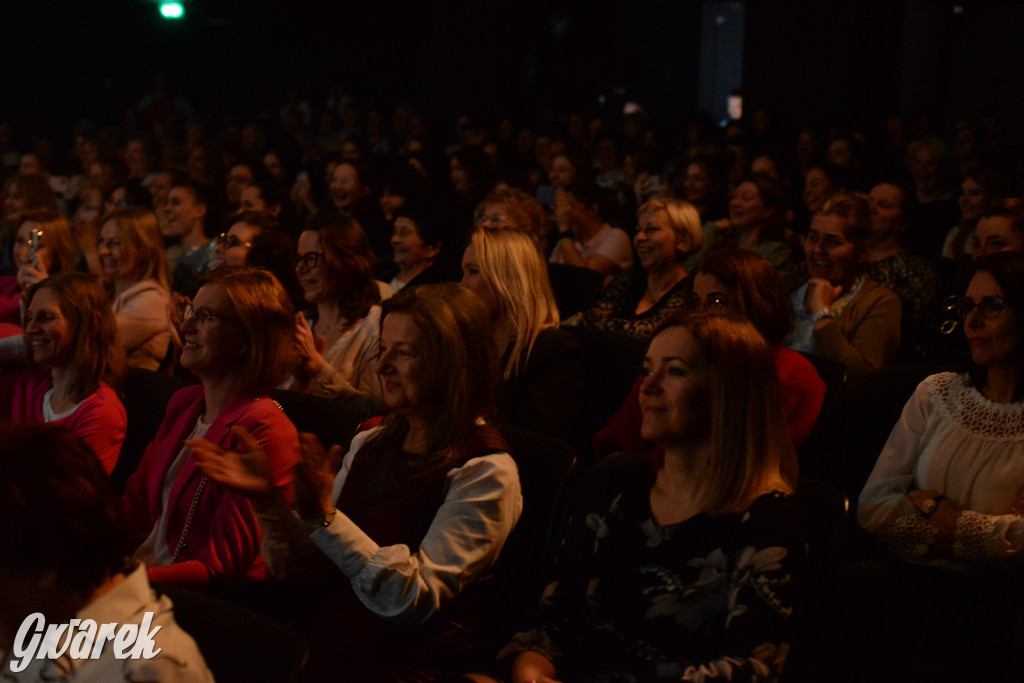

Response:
(858, 372), (1024, 569)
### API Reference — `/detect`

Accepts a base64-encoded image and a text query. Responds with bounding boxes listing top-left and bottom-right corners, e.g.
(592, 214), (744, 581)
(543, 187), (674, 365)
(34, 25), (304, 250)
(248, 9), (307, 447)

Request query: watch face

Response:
(922, 499), (937, 515)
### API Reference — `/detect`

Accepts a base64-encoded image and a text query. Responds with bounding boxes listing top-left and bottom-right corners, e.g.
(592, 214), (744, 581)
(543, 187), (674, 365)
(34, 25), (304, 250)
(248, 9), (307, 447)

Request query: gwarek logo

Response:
(8, 612), (162, 673)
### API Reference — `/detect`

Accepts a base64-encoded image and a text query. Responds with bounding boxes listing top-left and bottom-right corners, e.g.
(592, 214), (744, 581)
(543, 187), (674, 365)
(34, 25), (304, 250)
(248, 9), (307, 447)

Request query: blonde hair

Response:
(101, 207), (172, 294)
(637, 198), (704, 257)
(469, 227), (560, 378)
(657, 312), (797, 514)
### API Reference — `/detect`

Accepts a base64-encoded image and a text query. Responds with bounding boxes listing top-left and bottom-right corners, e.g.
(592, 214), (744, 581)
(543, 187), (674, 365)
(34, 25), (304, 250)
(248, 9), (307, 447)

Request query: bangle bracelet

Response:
(811, 307), (834, 323)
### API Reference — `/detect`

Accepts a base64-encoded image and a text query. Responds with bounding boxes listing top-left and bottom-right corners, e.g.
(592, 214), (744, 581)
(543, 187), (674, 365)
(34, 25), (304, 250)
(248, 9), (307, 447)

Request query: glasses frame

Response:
(215, 232), (253, 250)
(295, 250), (325, 271)
(944, 295), (1007, 320)
(182, 305), (244, 328)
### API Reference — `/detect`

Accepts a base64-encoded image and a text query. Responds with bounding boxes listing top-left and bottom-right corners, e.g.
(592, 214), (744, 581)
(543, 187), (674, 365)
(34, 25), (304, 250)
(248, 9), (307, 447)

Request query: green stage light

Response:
(159, 3), (184, 19)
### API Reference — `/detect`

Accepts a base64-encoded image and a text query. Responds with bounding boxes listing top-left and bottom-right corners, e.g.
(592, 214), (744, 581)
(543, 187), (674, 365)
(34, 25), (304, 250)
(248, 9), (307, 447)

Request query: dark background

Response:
(3, 0), (1022, 147)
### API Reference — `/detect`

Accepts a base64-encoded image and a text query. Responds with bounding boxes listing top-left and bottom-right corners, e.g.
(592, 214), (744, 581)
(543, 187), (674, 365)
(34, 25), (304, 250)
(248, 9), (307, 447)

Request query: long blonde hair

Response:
(469, 227), (560, 378)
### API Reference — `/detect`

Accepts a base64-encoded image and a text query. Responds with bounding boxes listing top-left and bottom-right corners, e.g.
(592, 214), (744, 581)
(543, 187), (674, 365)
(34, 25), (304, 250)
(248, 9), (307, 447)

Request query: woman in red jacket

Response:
(123, 268), (300, 586)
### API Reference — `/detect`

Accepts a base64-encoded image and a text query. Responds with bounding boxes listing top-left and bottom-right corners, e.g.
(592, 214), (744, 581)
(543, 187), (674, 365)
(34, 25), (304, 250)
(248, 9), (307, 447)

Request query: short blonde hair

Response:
(637, 198), (704, 257)
(469, 227), (560, 378)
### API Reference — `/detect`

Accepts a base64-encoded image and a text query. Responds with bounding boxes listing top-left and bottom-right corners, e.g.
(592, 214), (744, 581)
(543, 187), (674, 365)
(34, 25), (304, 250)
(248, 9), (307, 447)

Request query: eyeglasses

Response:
(476, 213), (514, 228)
(295, 251), (325, 271)
(182, 305), (243, 327)
(215, 232), (252, 250)
(944, 295), (1007, 320)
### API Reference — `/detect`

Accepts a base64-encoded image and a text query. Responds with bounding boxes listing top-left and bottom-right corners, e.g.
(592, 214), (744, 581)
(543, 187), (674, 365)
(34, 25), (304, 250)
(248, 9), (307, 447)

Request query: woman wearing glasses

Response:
(859, 251), (1024, 568)
(287, 212), (383, 400)
(97, 207), (173, 370)
(123, 268), (299, 586)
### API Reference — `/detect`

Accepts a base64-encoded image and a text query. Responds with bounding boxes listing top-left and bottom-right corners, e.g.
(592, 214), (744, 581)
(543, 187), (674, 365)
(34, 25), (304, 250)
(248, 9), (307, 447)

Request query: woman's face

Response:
(803, 168), (835, 213)
(391, 217), (434, 271)
(263, 153), (284, 182)
(226, 164), (254, 206)
(215, 221), (260, 268)
(973, 216), (1024, 261)
(827, 139), (852, 169)
(729, 181), (770, 231)
(805, 214), (864, 289)
(911, 146), (939, 194)
(683, 163), (711, 206)
(548, 155), (577, 188)
(151, 172), (173, 208)
(4, 182), (26, 222)
(96, 221), (127, 280)
(634, 209), (682, 272)
(867, 183), (907, 240)
(13, 221), (54, 272)
(450, 157), (468, 193)
(476, 202), (515, 229)
(639, 325), (710, 447)
(460, 244), (501, 319)
(959, 177), (989, 223)
(963, 270), (1019, 369)
(239, 184), (268, 213)
(329, 163), (367, 211)
(374, 312), (425, 415)
(295, 230), (333, 304)
(379, 189), (406, 219)
(692, 273), (737, 313)
(179, 283), (249, 380)
(24, 287), (74, 369)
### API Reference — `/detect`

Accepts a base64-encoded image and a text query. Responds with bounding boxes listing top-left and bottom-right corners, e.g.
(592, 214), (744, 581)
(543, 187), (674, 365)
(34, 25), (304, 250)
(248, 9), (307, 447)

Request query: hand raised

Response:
(293, 432), (343, 522)
(189, 425), (275, 503)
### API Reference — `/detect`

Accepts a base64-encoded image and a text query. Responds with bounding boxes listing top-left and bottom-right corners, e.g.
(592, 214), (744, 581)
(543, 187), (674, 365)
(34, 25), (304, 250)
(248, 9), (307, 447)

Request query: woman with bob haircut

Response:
(123, 268), (299, 586)
(461, 226), (582, 439)
(97, 207), (173, 370)
(1, 210), (80, 325)
(0, 422), (214, 681)
(577, 197), (703, 339)
(0, 272), (127, 474)
(474, 186), (553, 253)
(496, 312), (804, 683)
(191, 283), (522, 677)
(289, 212), (382, 400)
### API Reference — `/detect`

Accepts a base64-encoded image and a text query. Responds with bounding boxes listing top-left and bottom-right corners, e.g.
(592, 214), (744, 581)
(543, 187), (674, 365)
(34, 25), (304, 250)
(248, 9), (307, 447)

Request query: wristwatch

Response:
(921, 495), (947, 516)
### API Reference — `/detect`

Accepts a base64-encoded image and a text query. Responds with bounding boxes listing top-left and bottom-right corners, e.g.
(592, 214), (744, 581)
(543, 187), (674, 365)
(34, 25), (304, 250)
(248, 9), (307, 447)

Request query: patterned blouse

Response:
(867, 251), (940, 328)
(502, 455), (806, 682)
(581, 267), (692, 340)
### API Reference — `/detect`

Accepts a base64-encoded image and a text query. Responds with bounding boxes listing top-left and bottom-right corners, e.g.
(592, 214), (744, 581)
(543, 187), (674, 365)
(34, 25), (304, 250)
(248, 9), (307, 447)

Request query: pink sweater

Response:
(0, 369), (126, 474)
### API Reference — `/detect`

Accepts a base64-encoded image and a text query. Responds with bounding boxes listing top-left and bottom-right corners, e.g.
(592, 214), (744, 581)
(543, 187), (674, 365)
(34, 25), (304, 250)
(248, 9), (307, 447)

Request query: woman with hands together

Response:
(789, 192), (901, 381)
(194, 283), (523, 678)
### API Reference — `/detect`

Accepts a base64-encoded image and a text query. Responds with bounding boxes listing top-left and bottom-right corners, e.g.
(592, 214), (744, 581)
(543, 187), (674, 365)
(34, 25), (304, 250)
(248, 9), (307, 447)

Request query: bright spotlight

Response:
(159, 3), (184, 19)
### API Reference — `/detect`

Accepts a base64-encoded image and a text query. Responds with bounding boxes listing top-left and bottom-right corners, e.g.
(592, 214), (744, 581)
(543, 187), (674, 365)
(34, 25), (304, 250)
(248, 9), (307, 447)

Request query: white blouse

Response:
(858, 372), (1024, 569)
(259, 426), (523, 624)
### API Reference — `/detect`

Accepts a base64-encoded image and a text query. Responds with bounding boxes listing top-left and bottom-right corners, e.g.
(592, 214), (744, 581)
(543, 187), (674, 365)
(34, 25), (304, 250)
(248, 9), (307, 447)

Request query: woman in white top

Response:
(859, 252), (1024, 569)
(97, 207), (173, 371)
(288, 212), (382, 399)
(191, 283), (522, 677)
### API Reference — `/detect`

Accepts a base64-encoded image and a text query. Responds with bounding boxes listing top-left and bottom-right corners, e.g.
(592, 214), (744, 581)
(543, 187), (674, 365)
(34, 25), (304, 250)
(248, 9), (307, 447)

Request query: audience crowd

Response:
(1, 85), (1023, 681)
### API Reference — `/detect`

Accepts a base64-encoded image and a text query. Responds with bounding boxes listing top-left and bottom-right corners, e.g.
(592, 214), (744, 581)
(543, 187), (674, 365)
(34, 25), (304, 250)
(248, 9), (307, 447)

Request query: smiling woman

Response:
(123, 268), (299, 587)
(789, 192), (902, 380)
(578, 198), (703, 339)
(0, 272), (127, 475)
(98, 207), (173, 370)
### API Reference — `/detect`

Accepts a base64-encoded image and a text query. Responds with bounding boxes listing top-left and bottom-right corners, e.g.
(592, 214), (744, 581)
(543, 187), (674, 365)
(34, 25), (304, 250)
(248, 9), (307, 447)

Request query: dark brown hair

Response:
(697, 248), (794, 346)
(376, 283), (498, 464)
(306, 212), (380, 322)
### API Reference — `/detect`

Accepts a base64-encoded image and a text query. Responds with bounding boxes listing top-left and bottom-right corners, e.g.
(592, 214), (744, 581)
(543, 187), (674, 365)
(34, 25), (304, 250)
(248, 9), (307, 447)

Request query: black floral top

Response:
(581, 267), (692, 340)
(501, 455), (805, 682)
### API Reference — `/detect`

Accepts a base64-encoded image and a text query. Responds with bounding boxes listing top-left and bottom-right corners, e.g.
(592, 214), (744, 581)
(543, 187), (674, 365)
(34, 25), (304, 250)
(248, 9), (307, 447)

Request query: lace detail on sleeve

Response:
(928, 372), (1024, 441)
(953, 510), (999, 561)
(886, 510), (938, 557)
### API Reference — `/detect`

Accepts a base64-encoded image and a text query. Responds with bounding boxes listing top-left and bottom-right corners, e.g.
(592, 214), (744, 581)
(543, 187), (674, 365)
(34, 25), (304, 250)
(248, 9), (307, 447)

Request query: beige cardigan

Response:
(814, 279), (901, 381)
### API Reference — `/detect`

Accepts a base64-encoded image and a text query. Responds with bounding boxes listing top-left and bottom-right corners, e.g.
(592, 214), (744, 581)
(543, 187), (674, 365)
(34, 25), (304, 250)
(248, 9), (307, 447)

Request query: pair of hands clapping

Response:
(188, 426), (342, 523)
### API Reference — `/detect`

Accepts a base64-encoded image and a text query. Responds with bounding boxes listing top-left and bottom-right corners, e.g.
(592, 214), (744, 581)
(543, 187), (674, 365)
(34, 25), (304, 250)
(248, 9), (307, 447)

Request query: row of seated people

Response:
(2, 246), (1015, 683)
